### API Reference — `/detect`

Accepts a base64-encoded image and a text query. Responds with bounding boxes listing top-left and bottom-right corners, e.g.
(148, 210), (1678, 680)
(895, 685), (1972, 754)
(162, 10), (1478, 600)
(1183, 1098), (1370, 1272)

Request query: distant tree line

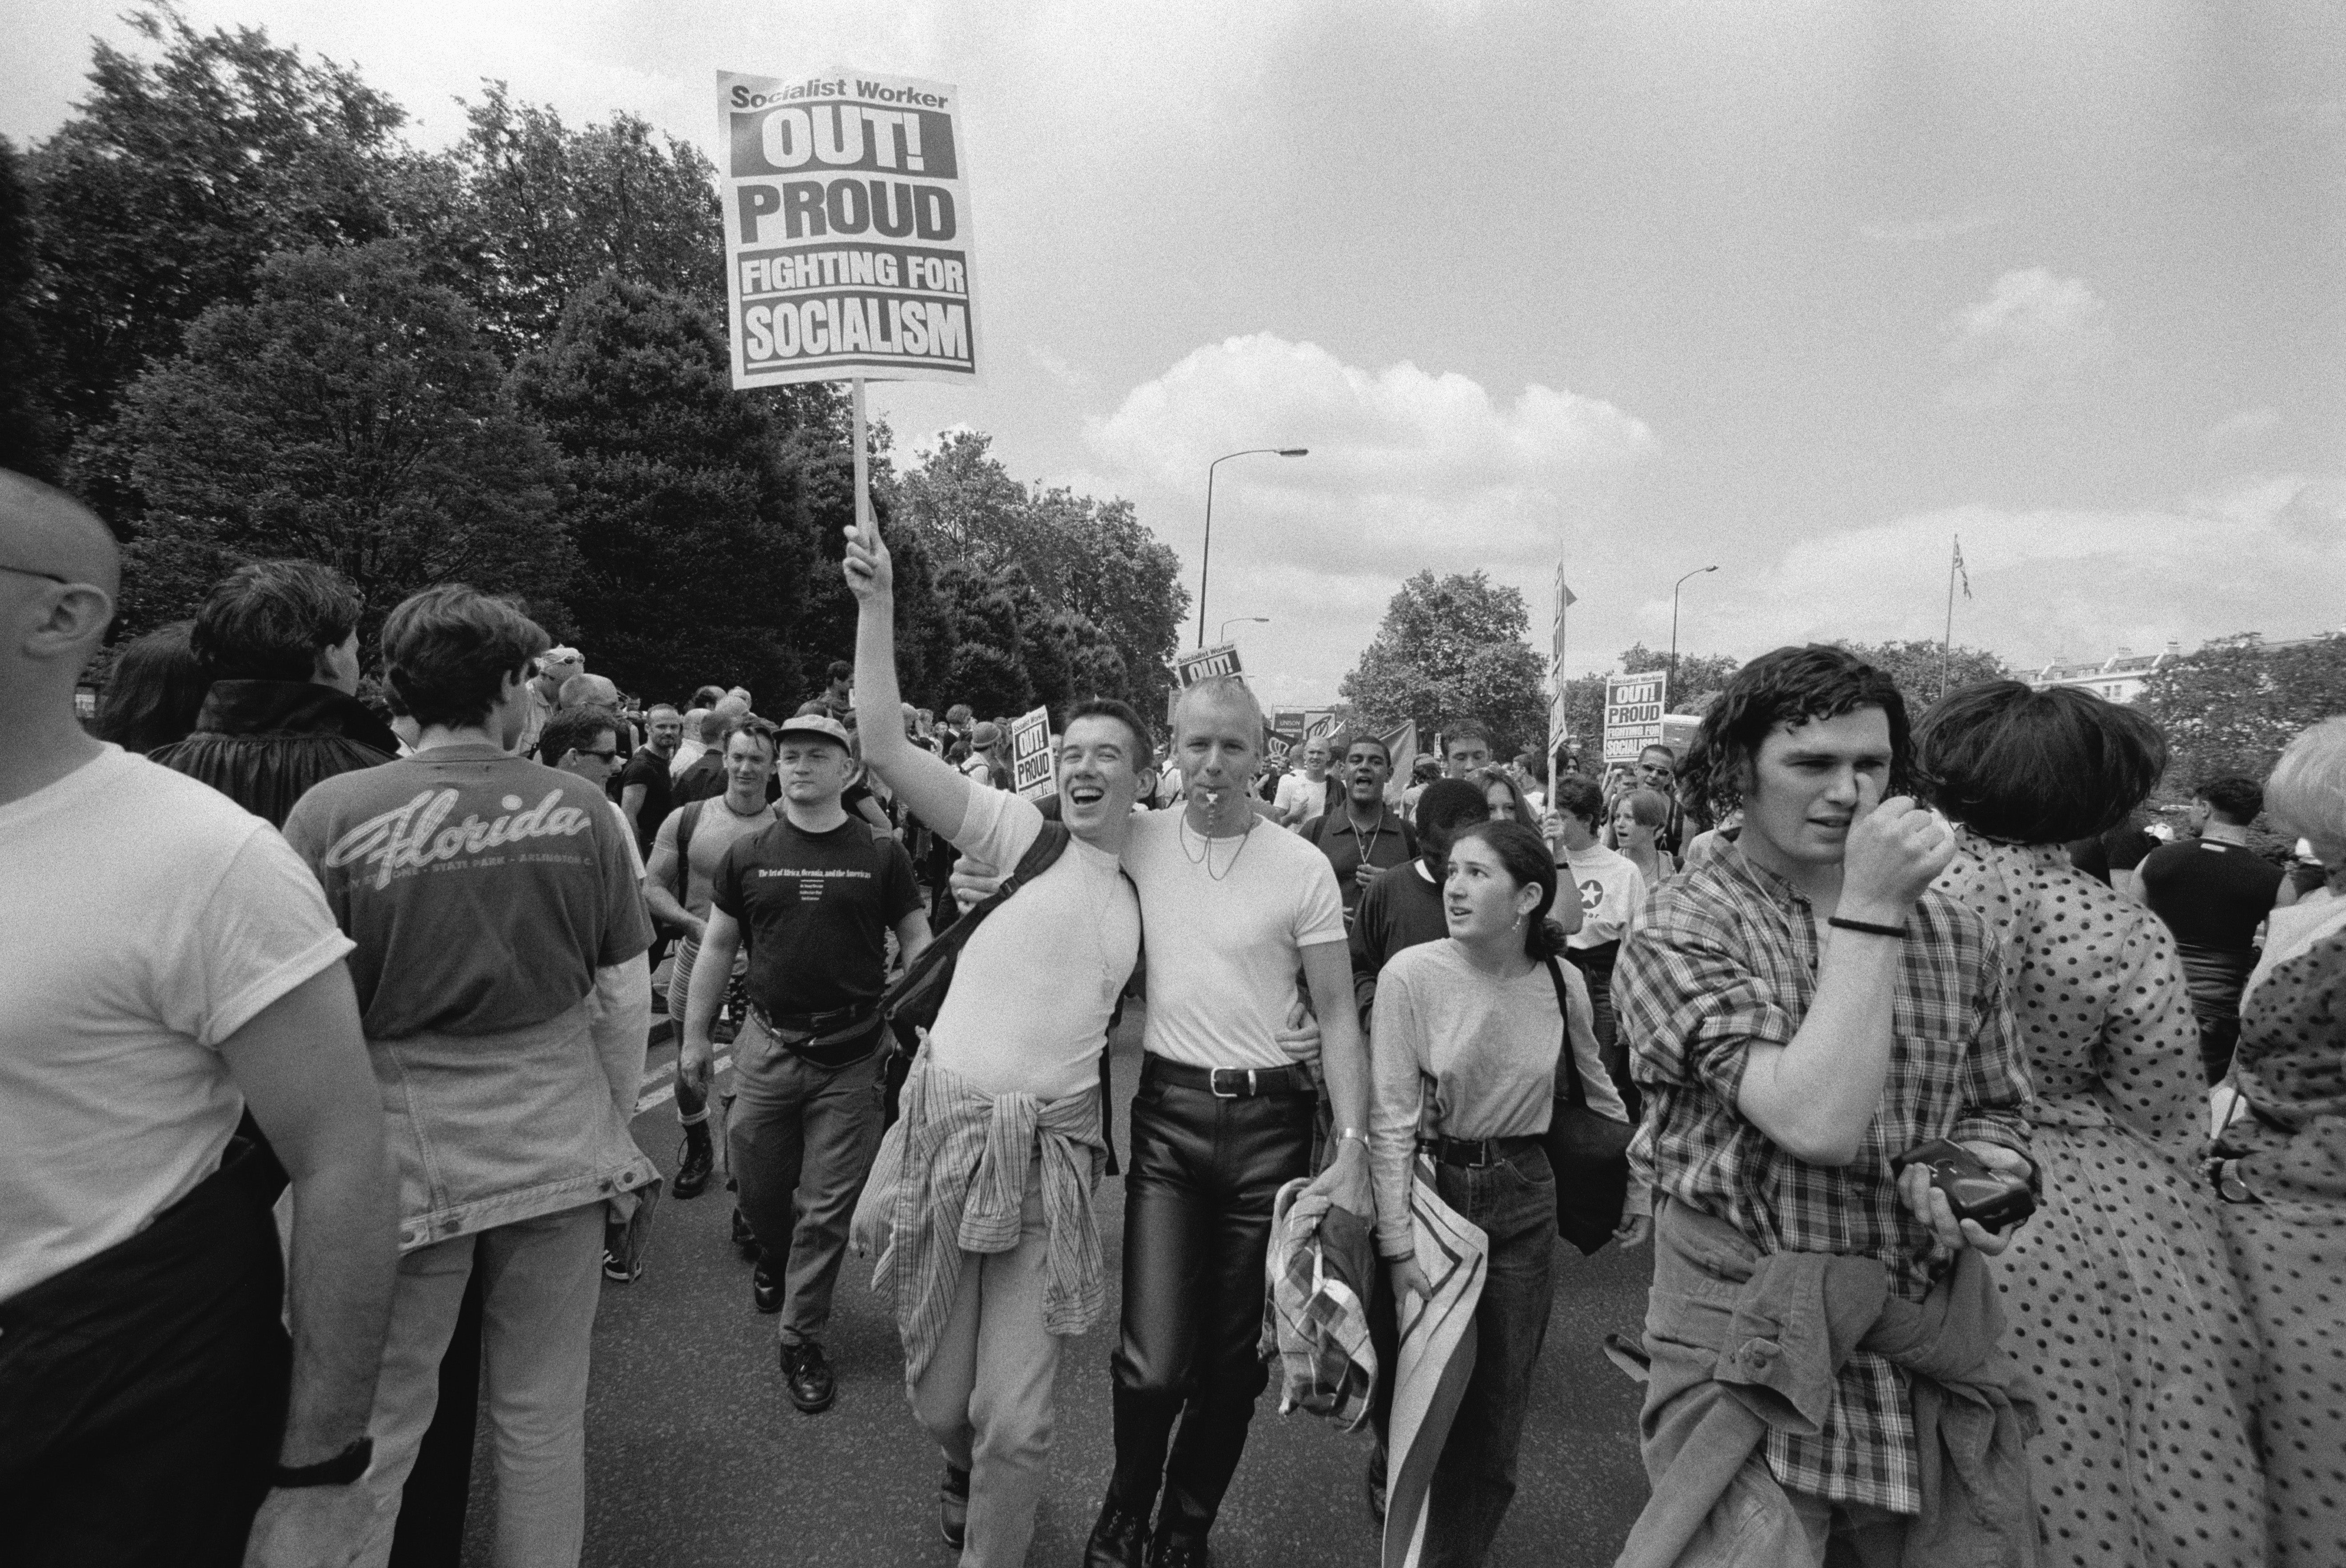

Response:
(0, 8), (1184, 718)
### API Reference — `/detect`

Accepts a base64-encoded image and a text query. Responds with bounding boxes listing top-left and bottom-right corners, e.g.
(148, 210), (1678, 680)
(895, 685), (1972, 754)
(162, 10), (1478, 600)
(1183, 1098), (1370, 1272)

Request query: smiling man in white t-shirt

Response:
(0, 469), (397, 1568)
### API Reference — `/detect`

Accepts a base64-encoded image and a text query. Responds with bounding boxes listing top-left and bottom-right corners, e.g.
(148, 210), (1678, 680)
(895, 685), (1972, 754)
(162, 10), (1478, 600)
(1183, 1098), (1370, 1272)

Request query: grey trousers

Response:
(727, 1015), (883, 1345)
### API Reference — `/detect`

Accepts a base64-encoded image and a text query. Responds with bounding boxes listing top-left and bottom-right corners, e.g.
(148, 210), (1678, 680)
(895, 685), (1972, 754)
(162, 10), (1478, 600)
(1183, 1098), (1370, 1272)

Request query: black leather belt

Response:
(748, 1001), (883, 1068)
(1143, 1055), (1315, 1099)
(1424, 1133), (1542, 1168)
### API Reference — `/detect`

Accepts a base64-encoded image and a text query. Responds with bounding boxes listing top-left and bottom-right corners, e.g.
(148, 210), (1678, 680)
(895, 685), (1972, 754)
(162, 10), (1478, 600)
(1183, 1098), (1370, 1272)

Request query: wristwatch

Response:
(271, 1435), (373, 1489)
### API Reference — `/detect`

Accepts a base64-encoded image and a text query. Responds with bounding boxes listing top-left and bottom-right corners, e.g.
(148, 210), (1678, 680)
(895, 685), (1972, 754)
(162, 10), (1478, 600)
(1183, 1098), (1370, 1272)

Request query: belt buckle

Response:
(1208, 1067), (1258, 1098)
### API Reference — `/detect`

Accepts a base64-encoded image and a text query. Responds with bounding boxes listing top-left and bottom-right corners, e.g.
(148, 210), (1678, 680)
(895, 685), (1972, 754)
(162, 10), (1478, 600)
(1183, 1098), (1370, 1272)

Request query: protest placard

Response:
(716, 69), (978, 390)
(1171, 642), (1244, 688)
(1602, 671), (1667, 764)
(1010, 706), (1052, 799)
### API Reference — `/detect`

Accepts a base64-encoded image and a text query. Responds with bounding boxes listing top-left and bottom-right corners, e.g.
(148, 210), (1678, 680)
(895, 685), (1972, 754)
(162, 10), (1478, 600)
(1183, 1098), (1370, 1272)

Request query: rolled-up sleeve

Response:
(1615, 913), (1798, 1105)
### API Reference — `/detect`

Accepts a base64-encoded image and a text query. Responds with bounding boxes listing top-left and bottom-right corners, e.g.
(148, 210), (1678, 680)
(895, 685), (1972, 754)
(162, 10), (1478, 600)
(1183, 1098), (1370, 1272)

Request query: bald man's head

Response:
(0, 469), (120, 601)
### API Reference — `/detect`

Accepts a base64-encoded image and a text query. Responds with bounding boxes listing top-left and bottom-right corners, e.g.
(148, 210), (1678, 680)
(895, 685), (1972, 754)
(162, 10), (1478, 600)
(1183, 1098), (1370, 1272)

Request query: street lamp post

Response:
(1219, 616), (1270, 645)
(1668, 565), (1719, 708)
(1197, 447), (1308, 647)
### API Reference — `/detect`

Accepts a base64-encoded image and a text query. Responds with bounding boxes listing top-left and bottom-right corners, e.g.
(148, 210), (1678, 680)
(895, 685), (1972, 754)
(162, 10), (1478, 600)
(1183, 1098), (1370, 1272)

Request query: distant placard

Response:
(1171, 642), (1243, 688)
(1011, 705), (1052, 799)
(1602, 671), (1668, 764)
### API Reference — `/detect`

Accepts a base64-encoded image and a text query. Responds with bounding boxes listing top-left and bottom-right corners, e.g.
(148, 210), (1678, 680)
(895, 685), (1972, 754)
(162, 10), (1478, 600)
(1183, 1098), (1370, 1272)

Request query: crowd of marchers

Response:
(5, 461), (2342, 1568)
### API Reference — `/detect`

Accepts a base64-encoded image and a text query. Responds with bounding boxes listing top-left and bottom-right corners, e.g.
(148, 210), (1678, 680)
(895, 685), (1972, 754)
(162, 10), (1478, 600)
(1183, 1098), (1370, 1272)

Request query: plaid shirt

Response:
(1615, 844), (2031, 1513)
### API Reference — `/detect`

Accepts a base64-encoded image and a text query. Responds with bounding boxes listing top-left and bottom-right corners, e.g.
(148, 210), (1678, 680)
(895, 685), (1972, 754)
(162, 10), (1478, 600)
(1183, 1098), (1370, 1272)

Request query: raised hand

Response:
(1836, 772), (1954, 925)
(841, 521), (894, 602)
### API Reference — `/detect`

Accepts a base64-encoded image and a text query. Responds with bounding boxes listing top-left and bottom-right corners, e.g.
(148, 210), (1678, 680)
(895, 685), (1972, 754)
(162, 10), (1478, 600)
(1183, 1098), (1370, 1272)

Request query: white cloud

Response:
(2206, 405), (2281, 451)
(1942, 267), (2108, 408)
(1680, 475), (2346, 669)
(1078, 333), (1654, 701)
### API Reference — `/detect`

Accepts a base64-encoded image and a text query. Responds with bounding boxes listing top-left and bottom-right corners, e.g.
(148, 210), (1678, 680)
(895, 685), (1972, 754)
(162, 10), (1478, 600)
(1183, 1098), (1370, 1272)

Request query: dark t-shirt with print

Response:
(617, 746), (673, 851)
(711, 815), (921, 1017)
(283, 742), (653, 1039)
(2140, 838), (2284, 954)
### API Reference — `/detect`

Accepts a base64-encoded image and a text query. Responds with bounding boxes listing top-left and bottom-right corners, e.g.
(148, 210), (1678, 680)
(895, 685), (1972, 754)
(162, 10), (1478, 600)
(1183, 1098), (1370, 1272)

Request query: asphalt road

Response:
(463, 1005), (1654, 1567)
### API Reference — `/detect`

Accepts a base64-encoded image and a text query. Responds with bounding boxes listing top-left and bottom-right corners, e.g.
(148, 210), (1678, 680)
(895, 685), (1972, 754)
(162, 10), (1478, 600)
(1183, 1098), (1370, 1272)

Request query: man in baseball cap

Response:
(679, 703), (929, 1415)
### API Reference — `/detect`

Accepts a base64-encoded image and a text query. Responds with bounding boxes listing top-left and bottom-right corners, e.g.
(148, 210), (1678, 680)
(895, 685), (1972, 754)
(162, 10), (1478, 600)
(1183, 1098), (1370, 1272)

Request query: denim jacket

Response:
(376, 991), (655, 1252)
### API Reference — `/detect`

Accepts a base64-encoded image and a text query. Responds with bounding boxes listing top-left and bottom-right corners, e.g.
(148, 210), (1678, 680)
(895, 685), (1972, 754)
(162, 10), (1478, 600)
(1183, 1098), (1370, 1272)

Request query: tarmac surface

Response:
(463, 1004), (1654, 1567)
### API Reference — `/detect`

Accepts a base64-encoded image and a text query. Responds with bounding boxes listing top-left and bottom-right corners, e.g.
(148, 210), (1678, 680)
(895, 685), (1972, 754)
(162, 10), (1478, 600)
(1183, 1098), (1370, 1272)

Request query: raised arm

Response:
(843, 520), (978, 843)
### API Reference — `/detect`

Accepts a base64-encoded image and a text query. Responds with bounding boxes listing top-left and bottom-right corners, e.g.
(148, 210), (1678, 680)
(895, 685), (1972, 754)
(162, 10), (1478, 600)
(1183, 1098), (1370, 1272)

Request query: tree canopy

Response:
(1342, 570), (1549, 757)
(2138, 633), (2346, 794)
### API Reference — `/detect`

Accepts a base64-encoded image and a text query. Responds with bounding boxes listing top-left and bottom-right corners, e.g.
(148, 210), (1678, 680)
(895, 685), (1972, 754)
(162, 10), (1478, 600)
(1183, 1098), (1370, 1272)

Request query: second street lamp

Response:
(1668, 565), (1719, 706)
(1196, 447), (1308, 647)
(1219, 615), (1270, 645)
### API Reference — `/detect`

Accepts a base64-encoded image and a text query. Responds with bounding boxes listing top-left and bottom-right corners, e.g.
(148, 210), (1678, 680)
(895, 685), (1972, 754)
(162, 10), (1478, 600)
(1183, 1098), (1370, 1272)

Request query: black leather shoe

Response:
(1083, 1499), (1148, 1568)
(731, 1205), (758, 1259)
(1146, 1526), (1209, 1568)
(939, 1464), (970, 1549)
(751, 1263), (781, 1314)
(779, 1340), (835, 1413)
(672, 1133), (714, 1200)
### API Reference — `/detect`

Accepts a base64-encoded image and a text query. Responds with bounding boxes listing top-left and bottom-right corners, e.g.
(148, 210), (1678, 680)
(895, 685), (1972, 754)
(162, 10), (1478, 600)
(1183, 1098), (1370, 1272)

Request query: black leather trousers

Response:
(1108, 1056), (1315, 1535)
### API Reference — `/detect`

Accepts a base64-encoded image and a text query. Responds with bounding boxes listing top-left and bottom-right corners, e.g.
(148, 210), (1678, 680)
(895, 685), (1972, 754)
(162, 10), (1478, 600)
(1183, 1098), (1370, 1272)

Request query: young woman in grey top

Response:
(1369, 819), (1648, 1566)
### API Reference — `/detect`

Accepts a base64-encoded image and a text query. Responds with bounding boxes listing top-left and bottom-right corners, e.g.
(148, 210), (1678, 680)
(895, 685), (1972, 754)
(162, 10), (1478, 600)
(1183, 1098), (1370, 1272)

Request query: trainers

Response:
(779, 1339), (835, 1413)
(731, 1205), (759, 1259)
(601, 1245), (640, 1284)
(751, 1263), (781, 1314)
(1083, 1498), (1149, 1568)
(672, 1133), (715, 1200)
(939, 1464), (970, 1549)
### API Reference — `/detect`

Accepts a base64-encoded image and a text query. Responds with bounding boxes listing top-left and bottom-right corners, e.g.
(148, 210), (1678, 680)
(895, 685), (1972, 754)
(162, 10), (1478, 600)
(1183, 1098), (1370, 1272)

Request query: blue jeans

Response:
(1424, 1145), (1559, 1568)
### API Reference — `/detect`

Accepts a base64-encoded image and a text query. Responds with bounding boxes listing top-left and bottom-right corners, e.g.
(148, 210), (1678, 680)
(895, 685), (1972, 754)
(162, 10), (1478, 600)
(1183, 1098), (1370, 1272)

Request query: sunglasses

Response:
(580, 748), (621, 763)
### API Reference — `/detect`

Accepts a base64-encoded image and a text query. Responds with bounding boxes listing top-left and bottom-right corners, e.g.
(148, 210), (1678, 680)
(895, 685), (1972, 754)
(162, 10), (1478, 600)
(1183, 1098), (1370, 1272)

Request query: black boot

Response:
(1082, 1496), (1149, 1568)
(1146, 1524), (1209, 1568)
(939, 1463), (970, 1549)
(672, 1127), (715, 1199)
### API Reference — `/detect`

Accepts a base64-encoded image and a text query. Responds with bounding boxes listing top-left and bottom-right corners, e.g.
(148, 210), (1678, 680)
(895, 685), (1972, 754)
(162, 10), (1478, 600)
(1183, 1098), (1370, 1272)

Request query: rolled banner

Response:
(1382, 1165), (1489, 1568)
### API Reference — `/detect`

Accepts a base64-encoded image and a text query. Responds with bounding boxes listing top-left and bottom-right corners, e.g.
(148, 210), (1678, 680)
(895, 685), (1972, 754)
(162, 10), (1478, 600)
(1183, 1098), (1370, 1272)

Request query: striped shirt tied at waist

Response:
(885, 1051), (1108, 1386)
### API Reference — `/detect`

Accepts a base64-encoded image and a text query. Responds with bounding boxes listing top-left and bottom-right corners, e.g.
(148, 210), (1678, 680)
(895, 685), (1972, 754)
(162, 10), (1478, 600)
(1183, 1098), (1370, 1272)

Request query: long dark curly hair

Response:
(1679, 644), (1913, 825)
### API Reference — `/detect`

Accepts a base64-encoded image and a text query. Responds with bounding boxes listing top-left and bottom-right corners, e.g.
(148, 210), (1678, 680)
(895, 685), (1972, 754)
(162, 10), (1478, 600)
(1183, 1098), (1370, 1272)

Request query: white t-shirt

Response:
(927, 788), (1142, 1100)
(0, 747), (354, 1301)
(1122, 811), (1348, 1070)
(1275, 770), (1328, 825)
(1560, 840), (1647, 949)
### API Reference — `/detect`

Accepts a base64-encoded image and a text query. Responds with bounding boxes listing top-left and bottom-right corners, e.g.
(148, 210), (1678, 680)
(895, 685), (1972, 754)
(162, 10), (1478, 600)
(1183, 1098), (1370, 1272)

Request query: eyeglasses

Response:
(0, 563), (71, 584)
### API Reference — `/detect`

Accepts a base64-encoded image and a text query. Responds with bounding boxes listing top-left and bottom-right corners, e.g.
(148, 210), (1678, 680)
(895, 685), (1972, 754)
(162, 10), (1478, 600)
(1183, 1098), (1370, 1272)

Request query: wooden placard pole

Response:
(851, 375), (875, 549)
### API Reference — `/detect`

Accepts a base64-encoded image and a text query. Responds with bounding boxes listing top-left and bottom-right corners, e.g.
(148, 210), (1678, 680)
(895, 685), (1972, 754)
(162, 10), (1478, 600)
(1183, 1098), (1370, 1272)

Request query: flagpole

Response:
(1942, 537), (1957, 702)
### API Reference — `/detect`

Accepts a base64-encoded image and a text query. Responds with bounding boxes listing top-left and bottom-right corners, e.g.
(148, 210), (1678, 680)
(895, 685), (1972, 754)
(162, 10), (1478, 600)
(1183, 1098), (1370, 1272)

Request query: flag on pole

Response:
(1952, 538), (1972, 600)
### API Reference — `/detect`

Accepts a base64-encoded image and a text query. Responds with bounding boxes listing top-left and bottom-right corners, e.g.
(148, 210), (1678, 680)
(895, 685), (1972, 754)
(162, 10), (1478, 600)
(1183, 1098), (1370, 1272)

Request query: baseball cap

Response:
(775, 712), (851, 748)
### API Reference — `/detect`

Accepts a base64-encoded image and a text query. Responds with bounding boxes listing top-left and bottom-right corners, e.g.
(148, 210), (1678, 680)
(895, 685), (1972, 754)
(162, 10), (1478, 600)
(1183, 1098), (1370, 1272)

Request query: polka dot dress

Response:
(1938, 837), (2267, 1568)
(2211, 916), (2346, 1568)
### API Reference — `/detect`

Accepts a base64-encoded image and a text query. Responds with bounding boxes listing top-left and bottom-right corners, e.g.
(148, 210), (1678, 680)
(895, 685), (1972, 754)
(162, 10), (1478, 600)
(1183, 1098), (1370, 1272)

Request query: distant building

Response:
(2025, 641), (2180, 705)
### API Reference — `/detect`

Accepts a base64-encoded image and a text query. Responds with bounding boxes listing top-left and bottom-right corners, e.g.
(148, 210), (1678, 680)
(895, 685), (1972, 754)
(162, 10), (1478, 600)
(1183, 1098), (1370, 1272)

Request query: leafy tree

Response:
(112, 241), (566, 641)
(408, 85), (727, 362)
(897, 430), (1185, 715)
(509, 275), (821, 703)
(24, 7), (415, 459)
(1619, 642), (1742, 714)
(1835, 638), (2008, 710)
(2138, 633), (2346, 793)
(1341, 570), (1550, 756)
(0, 139), (59, 480)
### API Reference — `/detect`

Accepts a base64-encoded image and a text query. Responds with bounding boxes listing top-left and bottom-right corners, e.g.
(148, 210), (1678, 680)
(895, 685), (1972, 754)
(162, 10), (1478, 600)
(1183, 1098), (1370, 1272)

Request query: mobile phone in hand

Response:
(1890, 1138), (2036, 1232)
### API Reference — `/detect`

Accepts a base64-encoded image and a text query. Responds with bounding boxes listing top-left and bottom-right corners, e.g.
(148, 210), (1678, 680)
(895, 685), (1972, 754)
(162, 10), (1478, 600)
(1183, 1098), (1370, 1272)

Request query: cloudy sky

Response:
(10, 1), (2343, 704)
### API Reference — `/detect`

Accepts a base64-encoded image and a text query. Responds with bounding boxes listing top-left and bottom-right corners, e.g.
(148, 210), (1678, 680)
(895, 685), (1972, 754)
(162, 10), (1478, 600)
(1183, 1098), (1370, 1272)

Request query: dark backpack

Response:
(879, 821), (1139, 1171)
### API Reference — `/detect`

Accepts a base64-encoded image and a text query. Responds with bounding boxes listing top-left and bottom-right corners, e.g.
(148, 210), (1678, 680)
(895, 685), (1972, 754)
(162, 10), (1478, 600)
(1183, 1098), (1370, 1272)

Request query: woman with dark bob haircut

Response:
(1916, 681), (2265, 1568)
(91, 619), (208, 755)
(1367, 819), (1645, 1566)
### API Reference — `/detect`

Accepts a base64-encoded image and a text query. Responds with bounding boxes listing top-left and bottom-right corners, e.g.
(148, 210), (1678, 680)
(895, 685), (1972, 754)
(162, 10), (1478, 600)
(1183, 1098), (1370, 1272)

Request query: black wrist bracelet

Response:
(1826, 915), (1907, 938)
(271, 1435), (372, 1489)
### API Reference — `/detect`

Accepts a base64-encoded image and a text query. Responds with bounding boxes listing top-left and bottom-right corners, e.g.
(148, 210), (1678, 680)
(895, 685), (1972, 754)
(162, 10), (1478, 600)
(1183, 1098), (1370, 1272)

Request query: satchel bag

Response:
(1539, 955), (1633, 1256)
